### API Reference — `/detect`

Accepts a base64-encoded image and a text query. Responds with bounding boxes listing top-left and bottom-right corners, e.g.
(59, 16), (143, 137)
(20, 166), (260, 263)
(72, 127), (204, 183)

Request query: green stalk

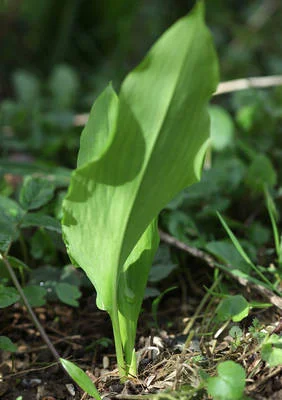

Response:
(264, 188), (282, 266)
(118, 313), (137, 376)
(110, 292), (127, 378)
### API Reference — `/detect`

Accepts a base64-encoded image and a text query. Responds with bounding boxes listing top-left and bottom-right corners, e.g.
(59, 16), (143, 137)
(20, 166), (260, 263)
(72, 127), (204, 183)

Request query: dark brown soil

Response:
(1, 291), (281, 400)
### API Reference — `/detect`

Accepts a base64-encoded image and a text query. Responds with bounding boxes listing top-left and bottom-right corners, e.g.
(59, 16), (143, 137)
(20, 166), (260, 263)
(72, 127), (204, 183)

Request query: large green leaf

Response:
(62, 1), (218, 375)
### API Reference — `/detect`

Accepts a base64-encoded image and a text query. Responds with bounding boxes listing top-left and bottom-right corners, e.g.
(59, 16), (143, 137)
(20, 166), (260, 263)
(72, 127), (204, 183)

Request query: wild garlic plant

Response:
(62, 0), (219, 378)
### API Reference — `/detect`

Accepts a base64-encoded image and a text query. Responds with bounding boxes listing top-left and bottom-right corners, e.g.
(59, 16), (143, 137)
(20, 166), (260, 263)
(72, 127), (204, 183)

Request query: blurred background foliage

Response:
(0, 0), (282, 307)
(1, 0), (282, 96)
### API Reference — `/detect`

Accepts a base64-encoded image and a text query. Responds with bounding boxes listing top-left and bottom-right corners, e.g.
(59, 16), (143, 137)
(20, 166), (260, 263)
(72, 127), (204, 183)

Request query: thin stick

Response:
(0, 253), (61, 363)
(159, 230), (282, 310)
(215, 75), (282, 96)
(159, 230), (215, 268)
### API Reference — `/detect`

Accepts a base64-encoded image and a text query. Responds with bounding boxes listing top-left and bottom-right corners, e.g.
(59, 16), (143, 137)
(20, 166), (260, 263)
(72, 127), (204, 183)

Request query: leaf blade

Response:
(60, 358), (101, 400)
(62, 1), (219, 314)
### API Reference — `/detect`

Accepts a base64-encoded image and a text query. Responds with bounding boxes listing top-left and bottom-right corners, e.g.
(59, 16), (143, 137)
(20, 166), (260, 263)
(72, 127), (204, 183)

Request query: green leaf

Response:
(49, 64), (79, 109)
(0, 255), (30, 281)
(77, 83), (119, 168)
(261, 334), (282, 367)
(209, 105), (234, 151)
(236, 104), (257, 131)
(217, 214), (254, 267)
(149, 245), (177, 282)
(19, 176), (55, 210)
(0, 195), (24, 251)
(0, 230), (14, 253)
(149, 263), (176, 283)
(217, 213), (276, 291)
(55, 282), (81, 307)
(13, 70), (40, 105)
(62, 1), (218, 376)
(207, 361), (246, 400)
(60, 265), (83, 286)
(165, 210), (198, 242)
(144, 287), (160, 299)
(60, 358), (101, 400)
(0, 336), (17, 352)
(0, 286), (20, 308)
(206, 241), (251, 273)
(216, 295), (250, 322)
(246, 154), (277, 192)
(0, 195), (24, 222)
(28, 265), (61, 301)
(21, 213), (62, 233)
(0, 161), (71, 188)
(7, 256), (30, 271)
(229, 326), (243, 339)
(22, 285), (47, 307)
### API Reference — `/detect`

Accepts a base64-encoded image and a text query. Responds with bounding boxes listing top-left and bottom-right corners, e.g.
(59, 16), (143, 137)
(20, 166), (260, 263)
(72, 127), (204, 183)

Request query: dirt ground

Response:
(1, 289), (282, 400)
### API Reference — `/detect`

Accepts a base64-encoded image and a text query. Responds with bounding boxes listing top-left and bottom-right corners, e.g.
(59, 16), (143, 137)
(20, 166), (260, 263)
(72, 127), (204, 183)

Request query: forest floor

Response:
(1, 273), (281, 400)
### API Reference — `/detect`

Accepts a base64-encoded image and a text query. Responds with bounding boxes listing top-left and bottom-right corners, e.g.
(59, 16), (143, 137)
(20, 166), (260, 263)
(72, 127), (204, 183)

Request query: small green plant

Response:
(229, 326), (243, 350)
(248, 318), (265, 342)
(62, 0), (218, 379)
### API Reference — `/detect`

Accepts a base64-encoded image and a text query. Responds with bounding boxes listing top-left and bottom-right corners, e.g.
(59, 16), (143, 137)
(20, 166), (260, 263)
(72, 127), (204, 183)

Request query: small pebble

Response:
(103, 355), (110, 369)
(66, 383), (75, 396)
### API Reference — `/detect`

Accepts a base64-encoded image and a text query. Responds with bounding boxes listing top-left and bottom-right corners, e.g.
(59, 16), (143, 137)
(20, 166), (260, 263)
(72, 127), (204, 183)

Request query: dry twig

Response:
(159, 230), (282, 310)
(215, 75), (282, 96)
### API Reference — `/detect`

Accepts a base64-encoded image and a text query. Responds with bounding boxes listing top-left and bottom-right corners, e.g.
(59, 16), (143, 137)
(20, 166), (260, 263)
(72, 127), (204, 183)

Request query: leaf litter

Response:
(0, 265), (281, 400)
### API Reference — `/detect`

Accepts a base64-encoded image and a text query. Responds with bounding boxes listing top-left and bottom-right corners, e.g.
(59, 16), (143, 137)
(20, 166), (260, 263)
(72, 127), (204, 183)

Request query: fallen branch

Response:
(215, 75), (282, 96)
(74, 75), (282, 126)
(159, 230), (282, 310)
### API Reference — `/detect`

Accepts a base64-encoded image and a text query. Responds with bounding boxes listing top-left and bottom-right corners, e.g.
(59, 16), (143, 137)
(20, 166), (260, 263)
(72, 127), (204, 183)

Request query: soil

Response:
(1, 287), (281, 400)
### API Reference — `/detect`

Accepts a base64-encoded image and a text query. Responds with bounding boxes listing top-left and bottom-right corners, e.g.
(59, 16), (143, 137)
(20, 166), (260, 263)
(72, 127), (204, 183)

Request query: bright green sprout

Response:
(62, 0), (219, 379)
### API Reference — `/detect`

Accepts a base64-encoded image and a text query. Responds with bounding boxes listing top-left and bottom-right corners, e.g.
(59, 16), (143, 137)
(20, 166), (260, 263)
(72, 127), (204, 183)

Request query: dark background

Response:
(1, 0), (282, 100)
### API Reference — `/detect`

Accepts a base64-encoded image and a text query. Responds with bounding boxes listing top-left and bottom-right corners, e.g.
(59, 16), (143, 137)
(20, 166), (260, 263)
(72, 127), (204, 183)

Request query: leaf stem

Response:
(110, 304), (127, 379)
